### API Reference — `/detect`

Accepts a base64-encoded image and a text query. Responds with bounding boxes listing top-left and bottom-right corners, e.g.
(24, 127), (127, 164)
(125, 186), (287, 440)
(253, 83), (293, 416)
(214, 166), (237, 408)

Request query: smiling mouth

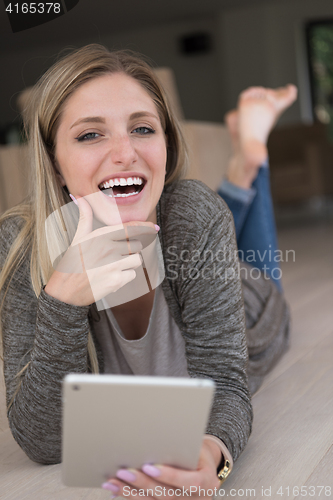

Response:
(98, 176), (146, 198)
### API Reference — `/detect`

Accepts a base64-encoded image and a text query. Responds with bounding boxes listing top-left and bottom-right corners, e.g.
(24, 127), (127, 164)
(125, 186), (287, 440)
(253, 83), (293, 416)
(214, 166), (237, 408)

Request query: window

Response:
(306, 19), (333, 126)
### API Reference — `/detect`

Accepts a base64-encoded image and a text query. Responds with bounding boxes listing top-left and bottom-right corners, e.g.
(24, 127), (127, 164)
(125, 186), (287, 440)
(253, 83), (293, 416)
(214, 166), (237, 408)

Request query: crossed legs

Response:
(218, 84), (297, 291)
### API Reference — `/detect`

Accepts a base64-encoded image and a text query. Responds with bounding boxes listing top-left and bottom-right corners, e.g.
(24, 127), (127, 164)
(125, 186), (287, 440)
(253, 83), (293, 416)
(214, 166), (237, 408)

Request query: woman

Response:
(0, 44), (291, 497)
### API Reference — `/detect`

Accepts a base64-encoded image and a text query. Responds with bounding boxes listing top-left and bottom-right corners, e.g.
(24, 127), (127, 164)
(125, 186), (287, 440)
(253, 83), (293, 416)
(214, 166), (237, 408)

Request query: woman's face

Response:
(54, 73), (167, 224)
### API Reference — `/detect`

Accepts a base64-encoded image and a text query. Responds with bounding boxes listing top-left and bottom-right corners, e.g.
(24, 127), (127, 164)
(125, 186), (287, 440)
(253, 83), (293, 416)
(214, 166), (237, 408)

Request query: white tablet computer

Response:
(62, 374), (215, 488)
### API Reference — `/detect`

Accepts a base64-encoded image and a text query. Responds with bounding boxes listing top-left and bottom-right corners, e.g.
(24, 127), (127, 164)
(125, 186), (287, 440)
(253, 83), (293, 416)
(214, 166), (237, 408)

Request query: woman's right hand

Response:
(44, 196), (157, 306)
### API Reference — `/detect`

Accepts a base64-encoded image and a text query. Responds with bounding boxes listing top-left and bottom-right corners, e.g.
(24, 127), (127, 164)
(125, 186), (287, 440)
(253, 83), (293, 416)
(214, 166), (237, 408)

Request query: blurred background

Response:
(1, 0), (333, 222)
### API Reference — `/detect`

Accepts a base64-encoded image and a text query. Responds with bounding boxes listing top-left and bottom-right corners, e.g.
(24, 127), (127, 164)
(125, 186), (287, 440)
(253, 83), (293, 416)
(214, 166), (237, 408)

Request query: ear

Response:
(53, 158), (66, 187)
(56, 171), (66, 187)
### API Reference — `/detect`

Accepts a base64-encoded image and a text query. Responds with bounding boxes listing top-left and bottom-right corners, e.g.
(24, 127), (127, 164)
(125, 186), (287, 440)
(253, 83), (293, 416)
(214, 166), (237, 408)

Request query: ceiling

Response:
(0, 0), (270, 52)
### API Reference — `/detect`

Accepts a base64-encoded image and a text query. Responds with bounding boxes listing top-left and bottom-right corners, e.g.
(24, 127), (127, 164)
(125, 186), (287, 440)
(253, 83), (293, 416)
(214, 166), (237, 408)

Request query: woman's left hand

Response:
(102, 440), (222, 499)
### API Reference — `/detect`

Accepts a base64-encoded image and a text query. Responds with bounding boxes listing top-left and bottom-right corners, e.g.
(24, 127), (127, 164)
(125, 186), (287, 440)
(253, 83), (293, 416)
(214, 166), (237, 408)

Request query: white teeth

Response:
(107, 190), (140, 198)
(133, 177), (143, 185)
(99, 176), (145, 190)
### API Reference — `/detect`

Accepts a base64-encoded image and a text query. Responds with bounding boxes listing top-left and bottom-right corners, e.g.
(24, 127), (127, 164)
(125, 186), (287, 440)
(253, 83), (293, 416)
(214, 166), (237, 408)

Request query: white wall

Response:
(1, 0), (333, 129)
(106, 0), (333, 124)
(103, 17), (223, 123)
(218, 0), (333, 124)
(0, 17), (221, 129)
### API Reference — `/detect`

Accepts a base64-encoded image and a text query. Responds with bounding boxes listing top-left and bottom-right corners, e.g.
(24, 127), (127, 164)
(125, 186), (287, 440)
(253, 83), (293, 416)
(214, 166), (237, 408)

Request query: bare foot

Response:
(225, 84), (297, 189)
(224, 109), (239, 151)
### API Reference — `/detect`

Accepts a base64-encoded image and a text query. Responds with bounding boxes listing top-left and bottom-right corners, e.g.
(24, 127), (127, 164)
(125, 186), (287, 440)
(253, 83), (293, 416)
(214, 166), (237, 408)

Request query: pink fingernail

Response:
(69, 194), (78, 205)
(116, 469), (136, 482)
(101, 482), (119, 492)
(142, 464), (161, 478)
(154, 224), (160, 232)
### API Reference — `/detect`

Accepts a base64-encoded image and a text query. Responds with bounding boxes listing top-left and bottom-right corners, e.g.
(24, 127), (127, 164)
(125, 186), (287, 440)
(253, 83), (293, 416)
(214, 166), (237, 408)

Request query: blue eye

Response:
(133, 127), (155, 135)
(76, 132), (100, 142)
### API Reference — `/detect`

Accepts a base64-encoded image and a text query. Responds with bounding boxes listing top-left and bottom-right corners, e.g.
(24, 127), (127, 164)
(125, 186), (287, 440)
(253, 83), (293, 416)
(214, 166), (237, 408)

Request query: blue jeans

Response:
(217, 163), (282, 291)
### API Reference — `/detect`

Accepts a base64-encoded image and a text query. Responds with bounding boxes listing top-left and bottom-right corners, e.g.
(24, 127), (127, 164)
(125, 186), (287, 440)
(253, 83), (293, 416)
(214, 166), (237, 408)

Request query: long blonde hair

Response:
(0, 44), (188, 390)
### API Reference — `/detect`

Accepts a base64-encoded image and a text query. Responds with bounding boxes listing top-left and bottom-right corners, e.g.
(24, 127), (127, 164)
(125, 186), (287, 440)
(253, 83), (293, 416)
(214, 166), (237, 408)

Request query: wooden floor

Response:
(0, 220), (332, 499)
(223, 220), (333, 498)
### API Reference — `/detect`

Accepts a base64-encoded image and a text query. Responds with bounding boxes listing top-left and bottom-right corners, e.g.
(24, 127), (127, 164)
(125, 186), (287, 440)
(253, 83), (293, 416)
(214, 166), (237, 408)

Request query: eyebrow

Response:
(70, 117), (105, 129)
(70, 111), (159, 130)
(129, 111), (159, 121)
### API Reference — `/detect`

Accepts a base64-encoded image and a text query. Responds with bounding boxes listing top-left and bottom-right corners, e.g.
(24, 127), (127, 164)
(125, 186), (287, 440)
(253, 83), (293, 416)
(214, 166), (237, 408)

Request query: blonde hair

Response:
(0, 44), (188, 402)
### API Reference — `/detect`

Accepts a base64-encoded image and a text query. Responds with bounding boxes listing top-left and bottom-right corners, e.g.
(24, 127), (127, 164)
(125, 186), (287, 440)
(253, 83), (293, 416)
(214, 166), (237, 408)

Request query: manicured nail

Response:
(101, 482), (120, 492)
(116, 469), (137, 482)
(142, 464), (161, 478)
(154, 224), (160, 232)
(69, 194), (78, 205)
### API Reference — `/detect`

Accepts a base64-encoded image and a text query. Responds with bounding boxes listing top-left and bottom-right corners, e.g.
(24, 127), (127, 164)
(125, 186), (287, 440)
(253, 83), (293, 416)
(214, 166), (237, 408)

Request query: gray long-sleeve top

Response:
(0, 180), (253, 465)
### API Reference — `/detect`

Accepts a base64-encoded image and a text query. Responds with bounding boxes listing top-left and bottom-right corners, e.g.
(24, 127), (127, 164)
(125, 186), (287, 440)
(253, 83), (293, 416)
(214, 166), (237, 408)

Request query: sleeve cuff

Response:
(204, 434), (234, 471)
(40, 288), (90, 327)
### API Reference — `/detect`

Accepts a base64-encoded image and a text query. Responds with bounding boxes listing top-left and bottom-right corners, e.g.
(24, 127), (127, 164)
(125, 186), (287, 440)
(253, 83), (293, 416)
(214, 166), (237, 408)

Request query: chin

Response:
(117, 207), (151, 225)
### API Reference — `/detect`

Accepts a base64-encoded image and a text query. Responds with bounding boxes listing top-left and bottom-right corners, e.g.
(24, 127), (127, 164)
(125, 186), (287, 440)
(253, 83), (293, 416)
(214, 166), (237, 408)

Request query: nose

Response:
(109, 134), (138, 166)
